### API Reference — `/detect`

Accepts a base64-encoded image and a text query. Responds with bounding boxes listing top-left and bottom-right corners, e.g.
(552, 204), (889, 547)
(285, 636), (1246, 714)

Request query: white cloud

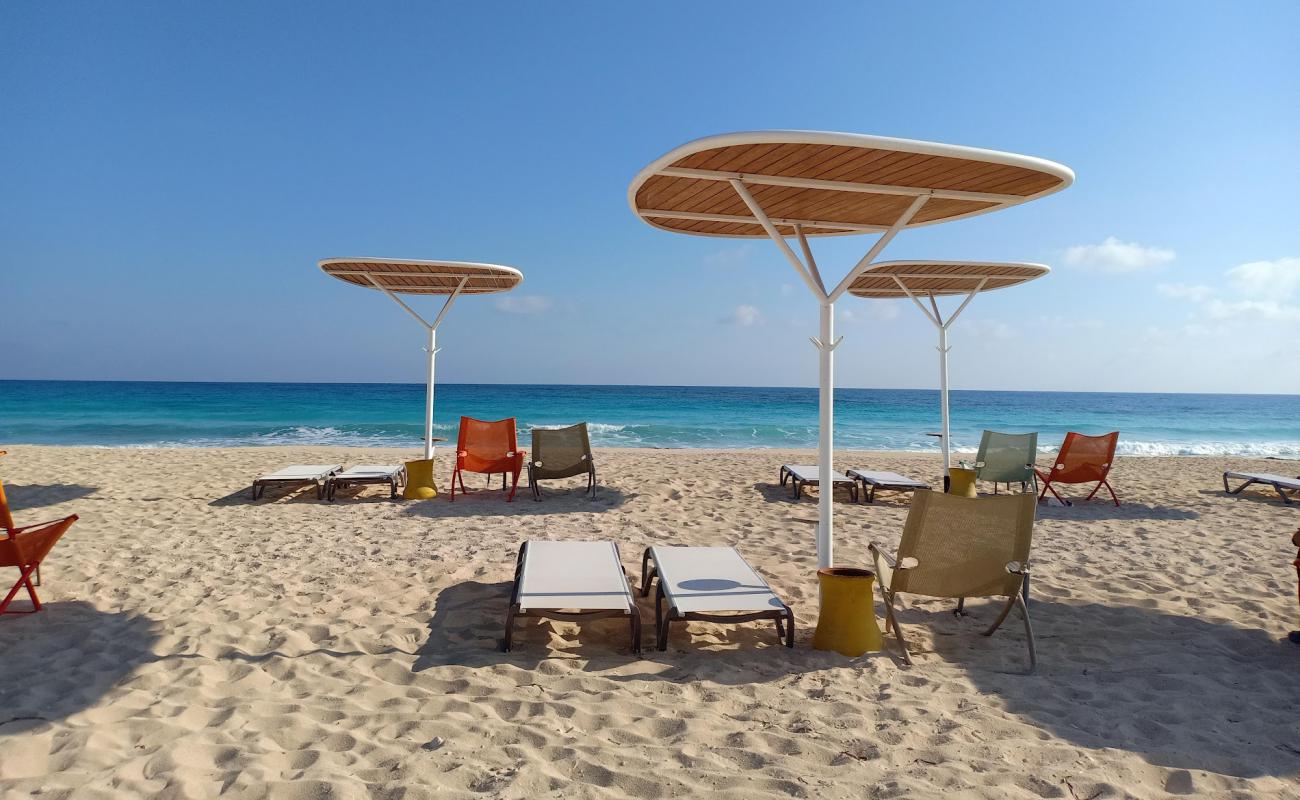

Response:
(1157, 283), (1214, 302)
(704, 244), (753, 268)
(962, 319), (1018, 341)
(1203, 298), (1300, 322)
(722, 304), (763, 327)
(1226, 257), (1300, 300)
(1063, 236), (1175, 273)
(840, 303), (899, 324)
(779, 283), (795, 296)
(494, 294), (553, 314)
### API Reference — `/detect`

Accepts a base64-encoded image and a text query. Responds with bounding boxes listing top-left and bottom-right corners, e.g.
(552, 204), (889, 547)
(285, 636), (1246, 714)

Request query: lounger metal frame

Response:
(327, 466), (408, 501)
(251, 467), (341, 500)
(1223, 471), (1299, 505)
(639, 547), (795, 651)
(502, 542), (642, 654)
(779, 465), (858, 502)
(847, 470), (930, 504)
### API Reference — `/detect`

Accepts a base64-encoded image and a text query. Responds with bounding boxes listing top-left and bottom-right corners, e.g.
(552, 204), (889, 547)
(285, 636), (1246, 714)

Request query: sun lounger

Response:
(327, 464), (407, 500)
(251, 464), (342, 500)
(503, 540), (641, 654)
(639, 545), (794, 651)
(1223, 471), (1300, 505)
(778, 464), (857, 501)
(847, 469), (930, 503)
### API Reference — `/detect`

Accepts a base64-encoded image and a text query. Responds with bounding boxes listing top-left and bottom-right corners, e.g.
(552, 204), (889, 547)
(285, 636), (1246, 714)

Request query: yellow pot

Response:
(402, 458), (438, 500)
(948, 467), (978, 498)
(812, 567), (883, 656)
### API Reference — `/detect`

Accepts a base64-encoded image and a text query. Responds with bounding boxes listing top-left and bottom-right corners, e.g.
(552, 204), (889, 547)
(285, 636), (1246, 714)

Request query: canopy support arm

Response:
(728, 178), (827, 302)
(889, 277), (989, 480)
(366, 276), (469, 460)
(829, 194), (929, 302)
(794, 224), (827, 295)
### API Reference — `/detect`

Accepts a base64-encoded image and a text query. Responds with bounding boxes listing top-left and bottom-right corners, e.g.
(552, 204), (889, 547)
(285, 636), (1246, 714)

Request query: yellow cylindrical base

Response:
(402, 459), (438, 500)
(948, 467), (978, 498)
(812, 567), (883, 656)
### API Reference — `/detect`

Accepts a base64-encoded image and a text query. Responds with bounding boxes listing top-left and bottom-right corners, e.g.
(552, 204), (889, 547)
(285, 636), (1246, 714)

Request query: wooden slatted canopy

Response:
(629, 131), (1073, 238)
(319, 258), (523, 295)
(849, 261), (1049, 298)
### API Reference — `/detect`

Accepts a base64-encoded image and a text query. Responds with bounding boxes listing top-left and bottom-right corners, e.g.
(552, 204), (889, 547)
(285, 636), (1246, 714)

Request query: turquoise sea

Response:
(0, 380), (1297, 457)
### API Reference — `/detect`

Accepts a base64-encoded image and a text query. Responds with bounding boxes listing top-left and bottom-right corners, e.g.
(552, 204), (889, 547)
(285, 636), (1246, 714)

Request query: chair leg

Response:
(507, 469), (519, 502)
(1017, 594), (1037, 673)
(880, 590), (911, 665)
(1, 563), (41, 615)
(983, 594), (1019, 635)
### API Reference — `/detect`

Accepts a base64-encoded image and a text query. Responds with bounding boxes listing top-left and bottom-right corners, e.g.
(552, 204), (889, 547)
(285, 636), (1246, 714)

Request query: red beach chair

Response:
(451, 417), (525, 502)
(1, 515), (78, 616)
(1036, 431), (1120, 507)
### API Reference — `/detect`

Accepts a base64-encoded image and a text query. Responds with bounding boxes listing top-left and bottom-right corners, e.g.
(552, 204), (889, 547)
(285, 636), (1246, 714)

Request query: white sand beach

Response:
(1, 445), (1298, 799)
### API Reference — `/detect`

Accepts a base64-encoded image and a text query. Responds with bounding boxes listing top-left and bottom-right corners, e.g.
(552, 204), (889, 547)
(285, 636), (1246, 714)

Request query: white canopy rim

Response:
(629, 130), (1074, 239)
(319, 257), (523, 295)
(849, 261), (1050, 298)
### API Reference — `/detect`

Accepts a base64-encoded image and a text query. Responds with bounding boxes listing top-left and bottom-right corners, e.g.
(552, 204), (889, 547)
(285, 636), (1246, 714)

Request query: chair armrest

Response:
(869, 544), (917, 590)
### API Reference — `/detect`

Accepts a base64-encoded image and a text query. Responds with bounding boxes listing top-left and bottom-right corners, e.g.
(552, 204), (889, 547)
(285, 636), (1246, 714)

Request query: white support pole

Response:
(817, 299), (836, 569)
(937, 315), (951, 478)
(795, 225), (827, 295)
(424, 325), (437, 459)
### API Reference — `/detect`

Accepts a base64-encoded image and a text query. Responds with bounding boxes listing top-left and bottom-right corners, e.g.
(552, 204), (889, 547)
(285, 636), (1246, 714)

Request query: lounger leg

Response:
(1273, 483), (1295, 505)
(639, 549), (655, 597)
(779, 467), (788, 487)
(654, 583), (664, 648)
(630, 612), (642, 655)
(784, 607), (795, 648)
(502, 603), (519, 652)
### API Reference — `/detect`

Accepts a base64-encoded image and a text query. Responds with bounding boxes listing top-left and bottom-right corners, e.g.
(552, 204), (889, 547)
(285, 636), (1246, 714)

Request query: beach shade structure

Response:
(319, 258), (523, 460)
(848, 261), (1050, 486)
(629, 131), (1072, 569)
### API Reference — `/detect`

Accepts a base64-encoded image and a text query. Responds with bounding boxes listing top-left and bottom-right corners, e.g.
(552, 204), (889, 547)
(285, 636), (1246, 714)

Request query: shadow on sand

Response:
(751, 481), (858, 506)
(0, 602), (158, 730)
(209, 478), (634, 513)
(925, 597), (1300, 778)
(412, 579), (874, 684)
(1035, 499), (1200, 521)
(2, 484), (97, 514)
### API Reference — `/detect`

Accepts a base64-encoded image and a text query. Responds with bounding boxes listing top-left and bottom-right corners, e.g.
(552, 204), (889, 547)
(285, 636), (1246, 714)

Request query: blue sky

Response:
(3, 2), (1298, 394)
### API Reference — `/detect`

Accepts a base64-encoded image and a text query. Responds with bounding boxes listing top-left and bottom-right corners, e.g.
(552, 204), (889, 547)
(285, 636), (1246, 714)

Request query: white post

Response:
(424, 326), (437, 460)
(817, 300), (835, 569)
(937, 323), (951, 478)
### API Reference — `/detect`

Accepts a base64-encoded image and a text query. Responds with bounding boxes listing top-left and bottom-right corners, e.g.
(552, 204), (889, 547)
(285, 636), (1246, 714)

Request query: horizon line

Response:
(0, 377), (1295, 399)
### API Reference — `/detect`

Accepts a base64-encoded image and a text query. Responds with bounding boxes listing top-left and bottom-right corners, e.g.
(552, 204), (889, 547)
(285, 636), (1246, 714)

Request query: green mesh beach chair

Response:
(974, 431), (1039, 494)
(528, 423), (596, 501)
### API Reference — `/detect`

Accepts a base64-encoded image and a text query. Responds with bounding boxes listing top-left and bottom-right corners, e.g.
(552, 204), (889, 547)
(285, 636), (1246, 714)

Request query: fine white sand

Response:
(1, 445), (1298, 799)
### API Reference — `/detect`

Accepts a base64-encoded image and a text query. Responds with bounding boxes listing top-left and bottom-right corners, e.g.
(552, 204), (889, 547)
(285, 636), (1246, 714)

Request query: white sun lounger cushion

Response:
(517, 541), (634, 613)
(334, 465), (403, 480)
(847, 470), (930, 488)
(1224, 471), (1300, 489)
(782, 465), (851, 484)
(257, 465), (343, 481)
(649, 546), (786, 614)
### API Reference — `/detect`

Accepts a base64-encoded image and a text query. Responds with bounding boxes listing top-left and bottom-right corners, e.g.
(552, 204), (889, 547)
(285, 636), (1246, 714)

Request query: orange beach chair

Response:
(1036, 431), (1120, 507)
(2, 515), (78, 616)
(451, 417), (526, 502)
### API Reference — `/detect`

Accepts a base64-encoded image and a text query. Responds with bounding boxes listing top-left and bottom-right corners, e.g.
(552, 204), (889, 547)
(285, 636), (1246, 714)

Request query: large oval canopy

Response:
(319, 258), (523, 295)
(629, 131), (1074, 239)
(849, 261), (1050, 298)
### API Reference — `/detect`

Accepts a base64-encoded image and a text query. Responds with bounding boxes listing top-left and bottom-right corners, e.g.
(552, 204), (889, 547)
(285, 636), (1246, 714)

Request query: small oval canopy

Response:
(629, 130), (1074, 239)
(319, 257), (523, 295)
(849, 261), (1049, 298)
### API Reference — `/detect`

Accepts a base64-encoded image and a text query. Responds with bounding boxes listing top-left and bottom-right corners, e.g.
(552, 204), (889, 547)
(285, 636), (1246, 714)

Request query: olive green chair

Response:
(528, 423), (596, 501)
(974, 430), (1039, 494)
